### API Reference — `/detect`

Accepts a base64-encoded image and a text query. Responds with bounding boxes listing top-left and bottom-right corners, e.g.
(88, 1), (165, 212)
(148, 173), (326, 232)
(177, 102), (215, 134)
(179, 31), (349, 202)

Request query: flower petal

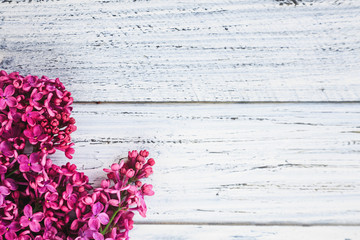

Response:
(27, 117), (36, 126)
(46, 184), (57, 193)
(92, 202), (104, 215)
(0, 186), (10, 195)
(5, 231), (17, 240)
(19, 164), (30, 172)
(66, 183), (73, 194)
(29, 221), (41, 232)
(23, 204), (33, 218)
(70, 219), (79, 230)
(17, 155), (29, 164)
(20, 216), (30, 227)
(4, 85), (15, 97)
(88, 217), (100, 230)
(32, 212), (44, 221)
(31, 163), (42, 172)
(6, 96), (17, 107)
(33, 125), (43, 136)
(93, 232), (104, 240)
(108, 199), (119, 206)
(9, 221), (21, 231)
(97, 213), (109, 225)
(0, 100), (6, 110)
(0, 225), (6, 235)
(23, 129), (34, 138)
(37, 134), (48, 142)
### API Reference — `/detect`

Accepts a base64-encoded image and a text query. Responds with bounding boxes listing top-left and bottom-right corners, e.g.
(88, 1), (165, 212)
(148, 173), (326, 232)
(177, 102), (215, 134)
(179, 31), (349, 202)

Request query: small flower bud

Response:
(111, 163), (121, 171)
(136, 155), (145, 163)
(126, 169), (135, 178)
(136, 181), (142, 187)
(147, 158), (155, 166)
(135, 162), (143, 170)
(140, 150), (149, 158)
(101, 179), (110, 188)
(78, 186), (85, 193)
(51, 119), (59, 127)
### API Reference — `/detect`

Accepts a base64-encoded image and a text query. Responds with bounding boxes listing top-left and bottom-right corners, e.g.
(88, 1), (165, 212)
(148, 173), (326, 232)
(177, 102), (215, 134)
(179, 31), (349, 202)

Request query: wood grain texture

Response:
(50, 103), (360, 225)
(130, 225), (360, 240)
(1, 0), (360, 102)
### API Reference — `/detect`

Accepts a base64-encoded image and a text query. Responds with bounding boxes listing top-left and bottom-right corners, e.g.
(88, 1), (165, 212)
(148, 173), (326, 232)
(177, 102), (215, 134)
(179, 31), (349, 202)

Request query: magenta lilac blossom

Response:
(0, 70), (155, 239)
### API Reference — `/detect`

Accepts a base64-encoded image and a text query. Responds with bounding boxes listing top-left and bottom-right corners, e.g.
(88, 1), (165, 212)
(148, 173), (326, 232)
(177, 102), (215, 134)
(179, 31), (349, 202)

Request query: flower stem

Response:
(5, 168), (18, 178)
(101, 207), (124, 235)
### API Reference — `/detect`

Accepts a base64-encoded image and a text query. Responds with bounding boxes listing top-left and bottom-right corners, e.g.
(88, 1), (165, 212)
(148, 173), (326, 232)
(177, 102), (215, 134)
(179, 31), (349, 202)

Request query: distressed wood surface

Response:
(1, 0), (360, 102)
(131, 225), (360, 240)
(1, 0), (359, 238)
(50, 103), (360, 225)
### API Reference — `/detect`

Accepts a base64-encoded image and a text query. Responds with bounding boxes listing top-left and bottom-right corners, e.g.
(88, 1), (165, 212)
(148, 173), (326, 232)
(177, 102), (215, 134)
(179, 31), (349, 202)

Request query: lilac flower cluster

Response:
(0, 71), (155, 239)
(0, 70), (76, 160)
(70, 150), (155, 240)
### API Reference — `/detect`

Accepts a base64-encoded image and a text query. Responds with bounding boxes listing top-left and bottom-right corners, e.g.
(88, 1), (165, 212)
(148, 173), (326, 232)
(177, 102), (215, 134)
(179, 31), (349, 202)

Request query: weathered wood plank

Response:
(50, 103), (360, 225)
(1, 0), (359, 102)
(131, 225), (360, 240)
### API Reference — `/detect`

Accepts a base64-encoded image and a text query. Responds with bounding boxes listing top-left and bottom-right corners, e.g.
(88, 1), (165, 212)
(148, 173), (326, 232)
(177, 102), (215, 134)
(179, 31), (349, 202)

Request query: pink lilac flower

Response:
(0, 221), (21, 239)
(23, 75), (41, 91)
(1, 70), (154, 239)
(44, 192), (61, 210)
(36, 176), (57, 193)
(42, 218), (58, 239)
(29, 89), (43, 109)
(0, 85), (17, 109)
(40, 141), (55, 154)
(12, 137), (26, 150)
(1, 200), (18, 221)
(17, 153), (42, 172)
(22, 106), (43, 126)
(75, 226), (94, 240)
(62, 184), (77, 209)
(88, 202), (109, 230)
(23, 125), (48, 145)
(0, 141), (14, 158)
(20, 204), (44, 232)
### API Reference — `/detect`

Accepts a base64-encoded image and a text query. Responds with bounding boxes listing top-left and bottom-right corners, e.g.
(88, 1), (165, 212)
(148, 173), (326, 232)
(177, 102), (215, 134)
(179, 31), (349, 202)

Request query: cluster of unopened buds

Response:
(0, 71), (155, 239)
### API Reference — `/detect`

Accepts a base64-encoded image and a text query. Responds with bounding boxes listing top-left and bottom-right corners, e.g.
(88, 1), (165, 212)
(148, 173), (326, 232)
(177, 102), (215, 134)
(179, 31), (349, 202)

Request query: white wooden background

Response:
(1, 0), (360, 239)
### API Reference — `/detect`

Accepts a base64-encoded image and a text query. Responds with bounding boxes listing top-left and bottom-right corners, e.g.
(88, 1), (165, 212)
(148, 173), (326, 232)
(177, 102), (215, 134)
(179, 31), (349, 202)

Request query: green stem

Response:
(101, 207), (123, 235)
(5, 169), (18, 178)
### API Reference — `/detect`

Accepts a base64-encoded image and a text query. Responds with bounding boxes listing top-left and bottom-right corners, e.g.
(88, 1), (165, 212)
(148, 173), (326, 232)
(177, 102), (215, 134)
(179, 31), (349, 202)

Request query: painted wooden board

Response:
(131, 225), (360, 240)
(1, 0), (360, 102)
(50, 103), (360, 225)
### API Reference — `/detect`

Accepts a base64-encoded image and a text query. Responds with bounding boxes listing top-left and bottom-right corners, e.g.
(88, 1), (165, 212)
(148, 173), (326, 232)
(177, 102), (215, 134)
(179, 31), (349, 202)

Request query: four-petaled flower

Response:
(22, 106), (43, 127)
(20, 204), (44, 232)
(74, 226), (94, 240)
(0, 221), (21, 239)
(0, 85), (17, 109)
(0, 140), (14, 158)
(24, 125), (48, 145)
(17, 153), (42, 173)
(88, 202), (109, 230)
(62, 184), (77, 209)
